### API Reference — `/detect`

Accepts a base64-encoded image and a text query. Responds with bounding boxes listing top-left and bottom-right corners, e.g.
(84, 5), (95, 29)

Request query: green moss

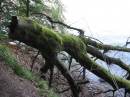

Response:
(20, 17), (63, 53)
(60, 34), (86, 52)
(60, 34), (86, 59)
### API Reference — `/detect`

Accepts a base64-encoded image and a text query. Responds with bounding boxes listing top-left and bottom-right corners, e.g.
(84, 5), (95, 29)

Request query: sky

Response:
(62, 0), (130, 44)
(61, 0), (130, 82)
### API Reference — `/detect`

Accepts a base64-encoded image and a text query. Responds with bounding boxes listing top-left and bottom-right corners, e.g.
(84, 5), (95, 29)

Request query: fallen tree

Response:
(8, 16), (130, 97)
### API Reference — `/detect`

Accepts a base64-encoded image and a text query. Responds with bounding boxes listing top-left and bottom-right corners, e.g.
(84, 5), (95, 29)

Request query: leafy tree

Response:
(0, 0), (66, 33)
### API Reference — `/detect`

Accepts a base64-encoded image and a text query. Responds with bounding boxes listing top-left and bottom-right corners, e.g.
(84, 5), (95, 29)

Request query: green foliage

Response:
(1, 0), (66, 33)
(0, 31), (8, 39)
(0, 44), (34, 80)
(38, 81), (48, 89)
(38, 81), (59, 97)
(13, 63), (34, 80)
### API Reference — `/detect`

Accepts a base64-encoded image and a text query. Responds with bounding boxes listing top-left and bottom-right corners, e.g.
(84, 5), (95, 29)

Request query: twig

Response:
(30, 51), (40, 71)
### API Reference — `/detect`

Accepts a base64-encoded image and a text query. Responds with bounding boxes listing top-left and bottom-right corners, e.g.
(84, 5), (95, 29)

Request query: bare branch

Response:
(30, 51), (40, 71)
(87, 45), (130, 73)
(77, 80), (89, 85)
(56, 88), (70, 93)
(82, 38), (130, 52)
(31, 12), (84, 36)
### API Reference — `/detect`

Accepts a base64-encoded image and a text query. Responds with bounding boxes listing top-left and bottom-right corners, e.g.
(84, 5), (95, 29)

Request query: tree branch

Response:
(87, 45), (130, 73)
(82, 37), (130, 52)
(41, 51), (80, 97)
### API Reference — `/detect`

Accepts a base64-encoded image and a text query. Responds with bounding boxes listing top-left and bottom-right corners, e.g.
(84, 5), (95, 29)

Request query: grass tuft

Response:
(0, 43), (34, 80)
(38, 81), (59, 97)
(38, 81), (48, 89)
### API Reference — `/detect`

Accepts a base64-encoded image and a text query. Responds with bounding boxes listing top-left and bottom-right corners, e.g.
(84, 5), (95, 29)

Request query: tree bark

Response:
(26, 0), (29, 17)
(0, 1), (2, 24)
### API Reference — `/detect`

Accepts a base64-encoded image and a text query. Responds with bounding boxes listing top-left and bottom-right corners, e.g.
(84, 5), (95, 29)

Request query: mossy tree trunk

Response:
(8, 16), (130, 96)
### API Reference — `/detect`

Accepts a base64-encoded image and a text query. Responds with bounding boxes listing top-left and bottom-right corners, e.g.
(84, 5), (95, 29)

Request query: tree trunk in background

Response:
(0, 2), (2, 24)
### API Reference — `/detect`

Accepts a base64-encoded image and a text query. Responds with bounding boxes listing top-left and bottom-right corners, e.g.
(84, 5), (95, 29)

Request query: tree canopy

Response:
(0, 0), (66, 33)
